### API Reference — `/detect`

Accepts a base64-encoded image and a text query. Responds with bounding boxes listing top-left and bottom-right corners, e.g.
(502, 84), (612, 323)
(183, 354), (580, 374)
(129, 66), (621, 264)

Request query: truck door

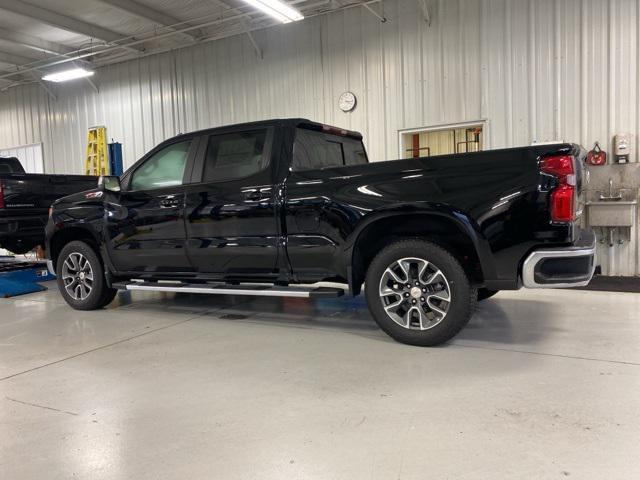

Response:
(105, 138), (196, 273)
(284, 126), (369, 281)
(183, 127), (280, 279)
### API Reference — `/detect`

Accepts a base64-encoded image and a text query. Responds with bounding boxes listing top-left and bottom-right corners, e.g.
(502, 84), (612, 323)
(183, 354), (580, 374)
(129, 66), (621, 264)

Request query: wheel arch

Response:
(48, 226), (101, 272)
(347, 210), (494, 295)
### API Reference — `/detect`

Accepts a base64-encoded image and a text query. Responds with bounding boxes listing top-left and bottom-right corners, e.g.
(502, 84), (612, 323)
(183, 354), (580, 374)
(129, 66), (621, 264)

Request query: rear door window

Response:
(203, 130), (268, 183)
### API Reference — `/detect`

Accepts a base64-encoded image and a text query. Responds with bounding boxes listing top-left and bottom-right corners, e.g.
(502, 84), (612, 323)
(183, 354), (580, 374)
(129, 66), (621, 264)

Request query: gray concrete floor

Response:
(0, 283), (639, 479)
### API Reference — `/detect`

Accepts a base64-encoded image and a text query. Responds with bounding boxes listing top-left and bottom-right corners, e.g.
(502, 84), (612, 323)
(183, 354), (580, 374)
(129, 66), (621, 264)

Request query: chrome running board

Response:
(112, 281), (344, 298)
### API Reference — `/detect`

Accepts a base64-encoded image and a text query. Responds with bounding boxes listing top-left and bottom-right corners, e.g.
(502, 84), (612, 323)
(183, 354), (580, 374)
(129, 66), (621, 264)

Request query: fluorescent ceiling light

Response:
(241, 0), (304, 23)
(42, 68), (95, 83)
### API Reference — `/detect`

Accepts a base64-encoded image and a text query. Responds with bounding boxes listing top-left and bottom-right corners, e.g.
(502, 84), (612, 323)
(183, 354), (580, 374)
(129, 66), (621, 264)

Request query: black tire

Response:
(56, 240), (117, 310)
(477, 288), (499, 301)
(365, 239), (477, 347)
(97, 286), (118, 309)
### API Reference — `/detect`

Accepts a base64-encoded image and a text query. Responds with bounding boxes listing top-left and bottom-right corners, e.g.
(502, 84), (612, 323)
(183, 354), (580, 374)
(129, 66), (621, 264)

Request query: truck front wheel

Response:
(56, 241), (117, 310)
(365, 239), (477, 346)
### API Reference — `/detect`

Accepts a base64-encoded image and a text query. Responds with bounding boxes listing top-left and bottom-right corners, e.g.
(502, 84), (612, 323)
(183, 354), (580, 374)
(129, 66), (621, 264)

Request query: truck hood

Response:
(52, 188), (103, 207)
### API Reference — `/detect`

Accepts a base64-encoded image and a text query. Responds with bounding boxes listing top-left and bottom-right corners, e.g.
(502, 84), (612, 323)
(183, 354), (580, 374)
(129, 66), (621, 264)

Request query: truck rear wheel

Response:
(365, 239), (477, 346)
(56, 241), (117, 310)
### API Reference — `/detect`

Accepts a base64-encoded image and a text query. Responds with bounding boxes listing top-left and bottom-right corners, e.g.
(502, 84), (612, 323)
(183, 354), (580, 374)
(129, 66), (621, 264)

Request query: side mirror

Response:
(98, 175), (121, 192)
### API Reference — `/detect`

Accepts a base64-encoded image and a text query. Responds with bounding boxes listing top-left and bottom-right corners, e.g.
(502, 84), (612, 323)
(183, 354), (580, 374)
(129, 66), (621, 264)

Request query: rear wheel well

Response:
(351, 215), (483, 294)
(49, 228), (100, 271)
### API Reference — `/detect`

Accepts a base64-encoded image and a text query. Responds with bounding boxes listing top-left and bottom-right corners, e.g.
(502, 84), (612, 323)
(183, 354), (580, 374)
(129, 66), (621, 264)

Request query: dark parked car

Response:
(0, 157), (97, 253)
(45, 119), (595, 346)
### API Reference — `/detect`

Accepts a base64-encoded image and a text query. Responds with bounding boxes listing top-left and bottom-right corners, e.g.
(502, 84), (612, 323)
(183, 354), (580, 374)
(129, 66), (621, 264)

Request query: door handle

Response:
(159, 196), (181, 208)
(243, 190), (263, 202)
(243, 187), (271, 202)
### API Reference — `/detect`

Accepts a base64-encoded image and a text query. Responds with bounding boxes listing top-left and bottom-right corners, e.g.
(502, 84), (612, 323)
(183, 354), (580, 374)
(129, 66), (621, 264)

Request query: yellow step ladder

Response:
(85, 126), (108, 176)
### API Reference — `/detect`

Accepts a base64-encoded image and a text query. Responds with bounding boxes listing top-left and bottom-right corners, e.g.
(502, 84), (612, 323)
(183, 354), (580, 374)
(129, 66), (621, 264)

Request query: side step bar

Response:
(112, 281), (345, 299)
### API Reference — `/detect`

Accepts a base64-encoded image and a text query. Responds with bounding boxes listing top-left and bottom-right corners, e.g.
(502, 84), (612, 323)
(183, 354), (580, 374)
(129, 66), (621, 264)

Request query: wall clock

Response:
(339, 91), (357, 112)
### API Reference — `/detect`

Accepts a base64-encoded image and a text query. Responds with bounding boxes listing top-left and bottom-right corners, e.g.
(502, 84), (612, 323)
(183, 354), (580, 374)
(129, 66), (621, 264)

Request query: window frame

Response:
(398, 120), (488, 159)
(121, 136), (199, 193)
(291, 127), (368, 172)
(188, 127), (275, 186)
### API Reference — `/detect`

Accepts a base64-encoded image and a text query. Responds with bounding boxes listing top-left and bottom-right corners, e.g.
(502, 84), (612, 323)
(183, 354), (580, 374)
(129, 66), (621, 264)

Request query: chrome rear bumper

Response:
(522, 229), (596, 288)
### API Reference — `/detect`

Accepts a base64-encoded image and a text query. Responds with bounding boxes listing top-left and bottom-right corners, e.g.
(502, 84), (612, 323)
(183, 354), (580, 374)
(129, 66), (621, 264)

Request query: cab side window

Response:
(130, 140), (191, 190)
(203, 130), (268, 183)
(342, 139), (368, 166)
(292, 128), (368, 171)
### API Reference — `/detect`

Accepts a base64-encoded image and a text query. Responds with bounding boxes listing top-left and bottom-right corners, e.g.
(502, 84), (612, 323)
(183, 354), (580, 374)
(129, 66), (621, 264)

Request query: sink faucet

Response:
(599, 178), (623, 200)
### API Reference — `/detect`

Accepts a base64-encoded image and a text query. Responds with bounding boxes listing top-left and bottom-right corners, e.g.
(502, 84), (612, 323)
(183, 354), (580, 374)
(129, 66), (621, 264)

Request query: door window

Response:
(203, 130), (268, 183)
(130, 140), (191, 190)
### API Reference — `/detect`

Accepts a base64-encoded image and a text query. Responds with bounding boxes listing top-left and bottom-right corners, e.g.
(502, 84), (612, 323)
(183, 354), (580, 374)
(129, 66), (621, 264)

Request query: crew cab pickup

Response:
(0, 157), (97, 253)
(45, 119), (595, 346)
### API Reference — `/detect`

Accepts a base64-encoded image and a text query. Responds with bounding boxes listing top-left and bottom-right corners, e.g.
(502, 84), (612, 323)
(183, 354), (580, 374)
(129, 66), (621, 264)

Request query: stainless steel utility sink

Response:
(586, 199), (637, 227)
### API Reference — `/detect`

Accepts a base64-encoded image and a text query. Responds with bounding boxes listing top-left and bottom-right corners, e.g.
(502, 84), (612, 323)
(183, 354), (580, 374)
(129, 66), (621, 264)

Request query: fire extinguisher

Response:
(586, 141), (607, 166)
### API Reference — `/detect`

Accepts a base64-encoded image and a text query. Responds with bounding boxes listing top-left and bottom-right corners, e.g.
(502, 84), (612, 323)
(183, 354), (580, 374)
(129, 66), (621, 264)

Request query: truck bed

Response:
(1, 171), (98, 252)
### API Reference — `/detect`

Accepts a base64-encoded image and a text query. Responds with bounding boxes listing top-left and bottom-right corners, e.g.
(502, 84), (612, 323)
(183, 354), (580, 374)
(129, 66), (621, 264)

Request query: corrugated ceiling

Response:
(0, 0), (365, 87)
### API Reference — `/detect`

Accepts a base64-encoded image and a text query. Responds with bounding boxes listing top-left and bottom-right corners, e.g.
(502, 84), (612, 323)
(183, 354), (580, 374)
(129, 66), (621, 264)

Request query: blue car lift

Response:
(0, 257), (56, 298)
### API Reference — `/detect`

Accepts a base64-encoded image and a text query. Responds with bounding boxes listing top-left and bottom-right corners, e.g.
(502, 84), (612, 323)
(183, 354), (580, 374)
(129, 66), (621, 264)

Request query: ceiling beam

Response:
(242, 21), (262, 59)
(0, 50), (40, 67)
(0, 51), (50, 85)
(97, 0), (203, 40)
(0, 0), (381, 82)
(0, 0), (144, 52)
(0, 29), (75, 56)
(363, 2), (386, 22)
(0, 56), (46, 90)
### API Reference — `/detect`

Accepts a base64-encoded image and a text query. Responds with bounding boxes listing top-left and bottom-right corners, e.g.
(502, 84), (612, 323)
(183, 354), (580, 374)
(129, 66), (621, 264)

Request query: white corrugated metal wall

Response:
(0, 0), (638, 275)
(0, 143), (44, 173)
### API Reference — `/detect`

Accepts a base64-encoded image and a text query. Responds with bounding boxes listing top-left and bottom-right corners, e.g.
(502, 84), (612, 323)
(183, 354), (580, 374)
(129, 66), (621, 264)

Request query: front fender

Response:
(46, 200), (107, 269)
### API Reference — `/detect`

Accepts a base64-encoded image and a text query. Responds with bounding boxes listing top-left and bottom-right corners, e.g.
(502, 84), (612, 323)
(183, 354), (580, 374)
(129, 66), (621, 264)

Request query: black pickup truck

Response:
(45, 119), (595, 346)
(0, 157), (97, 253)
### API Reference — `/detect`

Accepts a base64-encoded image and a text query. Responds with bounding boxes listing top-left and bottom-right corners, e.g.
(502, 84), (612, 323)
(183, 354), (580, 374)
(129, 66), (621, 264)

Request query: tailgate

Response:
(0, 173), (97, 213)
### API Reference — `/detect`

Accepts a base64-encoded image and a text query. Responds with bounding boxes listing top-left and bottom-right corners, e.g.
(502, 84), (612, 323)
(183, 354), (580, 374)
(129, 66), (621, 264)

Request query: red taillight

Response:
(540, 154), (576, 223)
(540, 155), (575, 183)
(550, 184), (575, 222)
(0, 181), (4, 209)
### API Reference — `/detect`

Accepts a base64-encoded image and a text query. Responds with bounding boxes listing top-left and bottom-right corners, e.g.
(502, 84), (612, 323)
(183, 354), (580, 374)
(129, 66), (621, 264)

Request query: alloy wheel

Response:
(378, 257), (451, 330)
(61, 252), (94, 301)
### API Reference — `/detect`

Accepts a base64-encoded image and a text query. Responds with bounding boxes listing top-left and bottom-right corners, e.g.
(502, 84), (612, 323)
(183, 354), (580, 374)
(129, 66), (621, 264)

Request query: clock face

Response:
(339, 91), (356, 112)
